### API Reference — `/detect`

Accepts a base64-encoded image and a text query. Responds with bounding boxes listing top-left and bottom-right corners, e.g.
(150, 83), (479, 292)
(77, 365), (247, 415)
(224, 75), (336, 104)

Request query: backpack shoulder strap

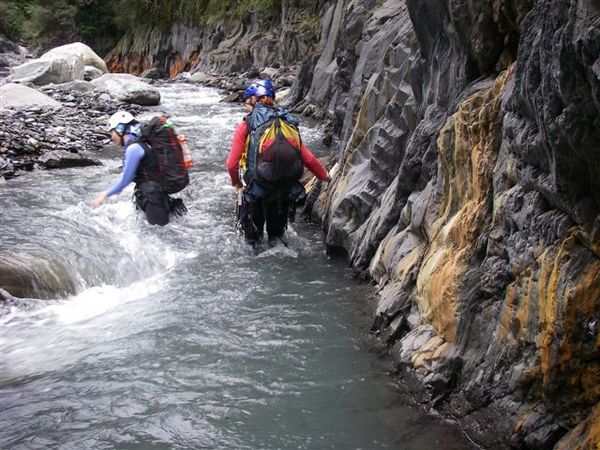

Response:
(128, 137), (150, 154)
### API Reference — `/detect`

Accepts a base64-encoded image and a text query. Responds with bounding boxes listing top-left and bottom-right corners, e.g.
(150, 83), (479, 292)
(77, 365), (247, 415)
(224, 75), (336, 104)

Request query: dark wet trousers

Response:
(241, 196), (289, 245)
(134, 181), (186, 226)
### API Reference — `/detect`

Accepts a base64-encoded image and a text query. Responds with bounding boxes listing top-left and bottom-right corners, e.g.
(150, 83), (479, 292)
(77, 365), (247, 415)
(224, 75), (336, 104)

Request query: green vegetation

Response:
(1, 0), (118, 55)
(1, 0), (322, 56)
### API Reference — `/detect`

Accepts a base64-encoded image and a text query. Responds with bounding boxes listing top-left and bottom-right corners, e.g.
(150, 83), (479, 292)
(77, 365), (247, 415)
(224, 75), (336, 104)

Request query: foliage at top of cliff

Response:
(1, 0), (326, 56)
(117, 0), (323, 27)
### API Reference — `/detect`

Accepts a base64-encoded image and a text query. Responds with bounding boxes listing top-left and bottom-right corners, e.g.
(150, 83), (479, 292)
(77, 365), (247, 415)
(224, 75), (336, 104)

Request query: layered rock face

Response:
(295, 0), (598, 448)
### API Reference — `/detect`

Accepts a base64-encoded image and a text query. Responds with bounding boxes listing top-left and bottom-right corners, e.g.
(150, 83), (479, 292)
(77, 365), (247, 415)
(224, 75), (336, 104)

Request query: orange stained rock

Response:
(417, 247), (460, 342)
(169, 54), (185, 79)
(537, 229), (600, 391)
(498, 271), (533, 342)
(411, 336), (447, 370)
(168, 52), (201, 79)
(106, 53), (150, 76)
(417, 68), (513, 344)
(554, 402), (600, 450)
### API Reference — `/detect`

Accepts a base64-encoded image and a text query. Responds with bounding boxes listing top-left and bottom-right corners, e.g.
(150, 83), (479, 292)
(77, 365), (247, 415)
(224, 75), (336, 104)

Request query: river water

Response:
(0, 84), (476, 449)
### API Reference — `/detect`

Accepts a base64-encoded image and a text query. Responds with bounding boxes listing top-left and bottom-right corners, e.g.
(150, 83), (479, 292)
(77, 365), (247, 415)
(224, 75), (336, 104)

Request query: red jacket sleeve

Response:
(300, 144), (329, 180)
(226, 120), (249, 186)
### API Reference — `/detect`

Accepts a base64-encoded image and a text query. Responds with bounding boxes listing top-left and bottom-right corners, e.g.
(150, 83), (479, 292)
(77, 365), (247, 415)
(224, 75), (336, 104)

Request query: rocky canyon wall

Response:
(298, 0), (599, 448)
(104, 9), (322, 77)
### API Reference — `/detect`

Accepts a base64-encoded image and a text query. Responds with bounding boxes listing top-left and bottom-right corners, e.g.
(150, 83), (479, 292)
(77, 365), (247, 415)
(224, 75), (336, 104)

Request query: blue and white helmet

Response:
(243, 79), (275, 100)
(107, 111), (136, 135)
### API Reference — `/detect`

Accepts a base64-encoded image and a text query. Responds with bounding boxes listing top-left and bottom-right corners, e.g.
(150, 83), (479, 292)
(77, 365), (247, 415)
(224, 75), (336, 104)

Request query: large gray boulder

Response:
(10, 57), (84, 86)
(41, 42), (107, 72)
(0, 83), (61, 109)
(9, 42), (107, 86)
(90, 73), (161, 105)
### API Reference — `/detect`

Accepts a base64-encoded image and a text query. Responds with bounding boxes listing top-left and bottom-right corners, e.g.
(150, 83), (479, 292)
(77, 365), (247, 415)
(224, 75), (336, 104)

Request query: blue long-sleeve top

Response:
(106, 135), (145, 197)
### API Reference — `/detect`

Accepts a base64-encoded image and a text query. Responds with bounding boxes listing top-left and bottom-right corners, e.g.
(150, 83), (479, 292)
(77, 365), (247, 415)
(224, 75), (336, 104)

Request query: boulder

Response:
(48, 80), (96, 93)
(259, 67), (279, 79)
(90, 73), (161, 105)
(0, 156), (15, 179)
(139, 67), (169, 79)
(0, 253), (77, 299)
(0, 83), (62, 109)
(9, 42), (107, 86)
(10, 57), (84, 86)
(188, 71), (211, 83)
(37, 150), (101, 169)
(174, 71), (191, 81)
(275, 87), (291, 103)
(41, 42), (107, 72)
(84, 65), (104, 81)
(0, 288), (16, 303)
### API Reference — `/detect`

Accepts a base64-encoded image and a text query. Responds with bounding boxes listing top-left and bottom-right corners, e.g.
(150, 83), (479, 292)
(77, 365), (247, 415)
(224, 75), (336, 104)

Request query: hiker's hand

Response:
(91, 193), (107, 209)
(234, 182), (243, 190)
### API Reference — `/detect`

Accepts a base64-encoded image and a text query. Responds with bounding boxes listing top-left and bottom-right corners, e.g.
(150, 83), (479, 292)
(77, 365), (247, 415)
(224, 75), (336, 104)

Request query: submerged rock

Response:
(0, 253), (78, 299)
(139, 67), (169, 79)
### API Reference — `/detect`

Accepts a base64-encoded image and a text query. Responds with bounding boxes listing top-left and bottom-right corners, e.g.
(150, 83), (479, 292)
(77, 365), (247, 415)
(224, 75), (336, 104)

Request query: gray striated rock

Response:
(282, 0), (599, 448)
(104, 8), (323, 78)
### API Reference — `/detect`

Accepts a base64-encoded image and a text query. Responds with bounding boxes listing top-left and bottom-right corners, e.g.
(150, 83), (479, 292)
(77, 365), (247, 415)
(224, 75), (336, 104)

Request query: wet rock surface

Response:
(0, 253), (78, 300)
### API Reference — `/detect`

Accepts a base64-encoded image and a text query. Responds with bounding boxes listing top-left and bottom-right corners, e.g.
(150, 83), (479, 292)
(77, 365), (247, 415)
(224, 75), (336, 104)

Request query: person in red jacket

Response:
(226, 80), (330, 247)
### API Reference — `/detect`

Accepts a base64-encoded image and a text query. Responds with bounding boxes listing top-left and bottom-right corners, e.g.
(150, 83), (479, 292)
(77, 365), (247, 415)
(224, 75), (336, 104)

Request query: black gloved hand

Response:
(169, 197), (188, 217)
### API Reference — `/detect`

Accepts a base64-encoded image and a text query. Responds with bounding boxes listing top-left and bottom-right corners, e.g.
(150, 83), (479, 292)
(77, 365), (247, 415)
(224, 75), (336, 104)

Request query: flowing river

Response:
(0, 84), (476, 449)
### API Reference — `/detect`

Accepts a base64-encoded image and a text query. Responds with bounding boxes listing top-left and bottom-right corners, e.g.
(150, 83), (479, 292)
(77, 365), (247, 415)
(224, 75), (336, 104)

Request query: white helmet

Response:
(107, 111), (136, 133)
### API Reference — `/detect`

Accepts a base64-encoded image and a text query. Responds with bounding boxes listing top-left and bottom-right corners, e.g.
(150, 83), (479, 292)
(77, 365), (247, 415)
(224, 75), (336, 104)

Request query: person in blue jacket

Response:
(91, 111), (185, 225)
